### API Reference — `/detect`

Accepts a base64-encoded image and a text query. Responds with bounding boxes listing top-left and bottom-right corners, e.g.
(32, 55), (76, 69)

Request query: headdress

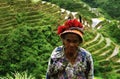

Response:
(57, 18), (84, 42)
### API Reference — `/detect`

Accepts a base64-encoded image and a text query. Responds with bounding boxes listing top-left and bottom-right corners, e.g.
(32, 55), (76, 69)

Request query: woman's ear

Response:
(79, 40), (84, 46)
(60, 37), (65, 45)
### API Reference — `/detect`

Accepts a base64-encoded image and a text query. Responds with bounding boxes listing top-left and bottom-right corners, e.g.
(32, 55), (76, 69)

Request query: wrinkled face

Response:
(62, 33), (81, 55)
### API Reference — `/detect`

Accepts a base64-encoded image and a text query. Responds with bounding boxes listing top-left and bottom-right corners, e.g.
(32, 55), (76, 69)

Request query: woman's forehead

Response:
(64, 33), (80, 39)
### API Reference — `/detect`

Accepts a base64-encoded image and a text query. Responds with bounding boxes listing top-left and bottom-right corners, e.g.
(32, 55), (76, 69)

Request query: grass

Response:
(0, 71), (35, 79)
(94, 77), (102, 79)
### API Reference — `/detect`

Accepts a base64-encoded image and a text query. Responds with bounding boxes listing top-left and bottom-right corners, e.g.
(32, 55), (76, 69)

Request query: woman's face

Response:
(62, 33), (81, 55)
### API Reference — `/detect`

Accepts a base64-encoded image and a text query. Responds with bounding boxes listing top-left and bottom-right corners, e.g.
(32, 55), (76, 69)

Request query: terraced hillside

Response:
(0, 0), (120, 78)
(83, 29), (120, 78)
(0, 0), (64, 35)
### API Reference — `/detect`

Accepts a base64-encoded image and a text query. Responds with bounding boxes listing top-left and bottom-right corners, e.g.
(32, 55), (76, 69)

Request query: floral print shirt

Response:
(46, 46), (94, 79)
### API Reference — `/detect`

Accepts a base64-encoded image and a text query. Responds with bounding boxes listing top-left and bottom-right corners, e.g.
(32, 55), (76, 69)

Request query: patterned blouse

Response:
(46, 46), (94, 79)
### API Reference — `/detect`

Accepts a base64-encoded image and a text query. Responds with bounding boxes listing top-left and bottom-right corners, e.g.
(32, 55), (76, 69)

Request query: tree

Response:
(101, 0), (120, 20)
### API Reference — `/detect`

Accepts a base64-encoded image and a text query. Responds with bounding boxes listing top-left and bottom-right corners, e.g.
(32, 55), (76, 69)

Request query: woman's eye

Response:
(66, 39), (71, 42)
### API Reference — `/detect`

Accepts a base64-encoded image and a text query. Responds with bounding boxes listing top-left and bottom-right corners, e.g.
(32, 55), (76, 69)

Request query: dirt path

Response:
(106, 46), (119, 60)
(83, 33), (100, 46)
(91, 18), (102, 28)
(98, 38), (111, 56)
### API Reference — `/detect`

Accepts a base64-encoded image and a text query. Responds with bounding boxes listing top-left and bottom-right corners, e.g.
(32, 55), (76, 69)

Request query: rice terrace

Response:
(0, 0), (120, 79)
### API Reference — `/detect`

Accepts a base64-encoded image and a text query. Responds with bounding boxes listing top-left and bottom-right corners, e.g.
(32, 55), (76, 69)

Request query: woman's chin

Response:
(68, 52), (74, 57)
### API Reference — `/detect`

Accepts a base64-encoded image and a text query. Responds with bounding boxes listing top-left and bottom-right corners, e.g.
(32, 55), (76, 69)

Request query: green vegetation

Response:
(43, 0), (96, 23)
(0, 71), (35, 79)
(81, 0), (120, 20)
(98, 20), (120, 44)
(0, 24), (61, 78)
(0, 0), (120, 79)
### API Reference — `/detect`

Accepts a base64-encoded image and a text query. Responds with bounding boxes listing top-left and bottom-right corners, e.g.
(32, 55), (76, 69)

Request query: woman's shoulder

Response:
(51, 46), (64, 59)
(79, 47), (92, 57)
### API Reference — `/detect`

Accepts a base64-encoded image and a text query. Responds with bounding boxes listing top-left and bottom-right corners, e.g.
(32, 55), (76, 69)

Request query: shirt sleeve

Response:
(46, 46), (66, 76)
(80, 47), (94, 79)
(87, 54), (94, 79)
(46, 58), (66, 76)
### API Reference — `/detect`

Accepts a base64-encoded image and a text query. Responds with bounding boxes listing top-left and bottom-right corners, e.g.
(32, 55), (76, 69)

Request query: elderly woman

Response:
(46, 19), (94, 79)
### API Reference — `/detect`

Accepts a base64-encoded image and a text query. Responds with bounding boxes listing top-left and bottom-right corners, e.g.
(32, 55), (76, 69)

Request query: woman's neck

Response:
(64, 49), (78, 65)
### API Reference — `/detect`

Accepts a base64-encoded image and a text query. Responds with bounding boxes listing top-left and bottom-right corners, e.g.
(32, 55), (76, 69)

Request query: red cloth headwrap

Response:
(57, 19), (83, 35)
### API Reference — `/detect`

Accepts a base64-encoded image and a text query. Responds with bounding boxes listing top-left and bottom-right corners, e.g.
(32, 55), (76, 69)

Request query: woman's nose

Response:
(69, 42), (74, 47)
